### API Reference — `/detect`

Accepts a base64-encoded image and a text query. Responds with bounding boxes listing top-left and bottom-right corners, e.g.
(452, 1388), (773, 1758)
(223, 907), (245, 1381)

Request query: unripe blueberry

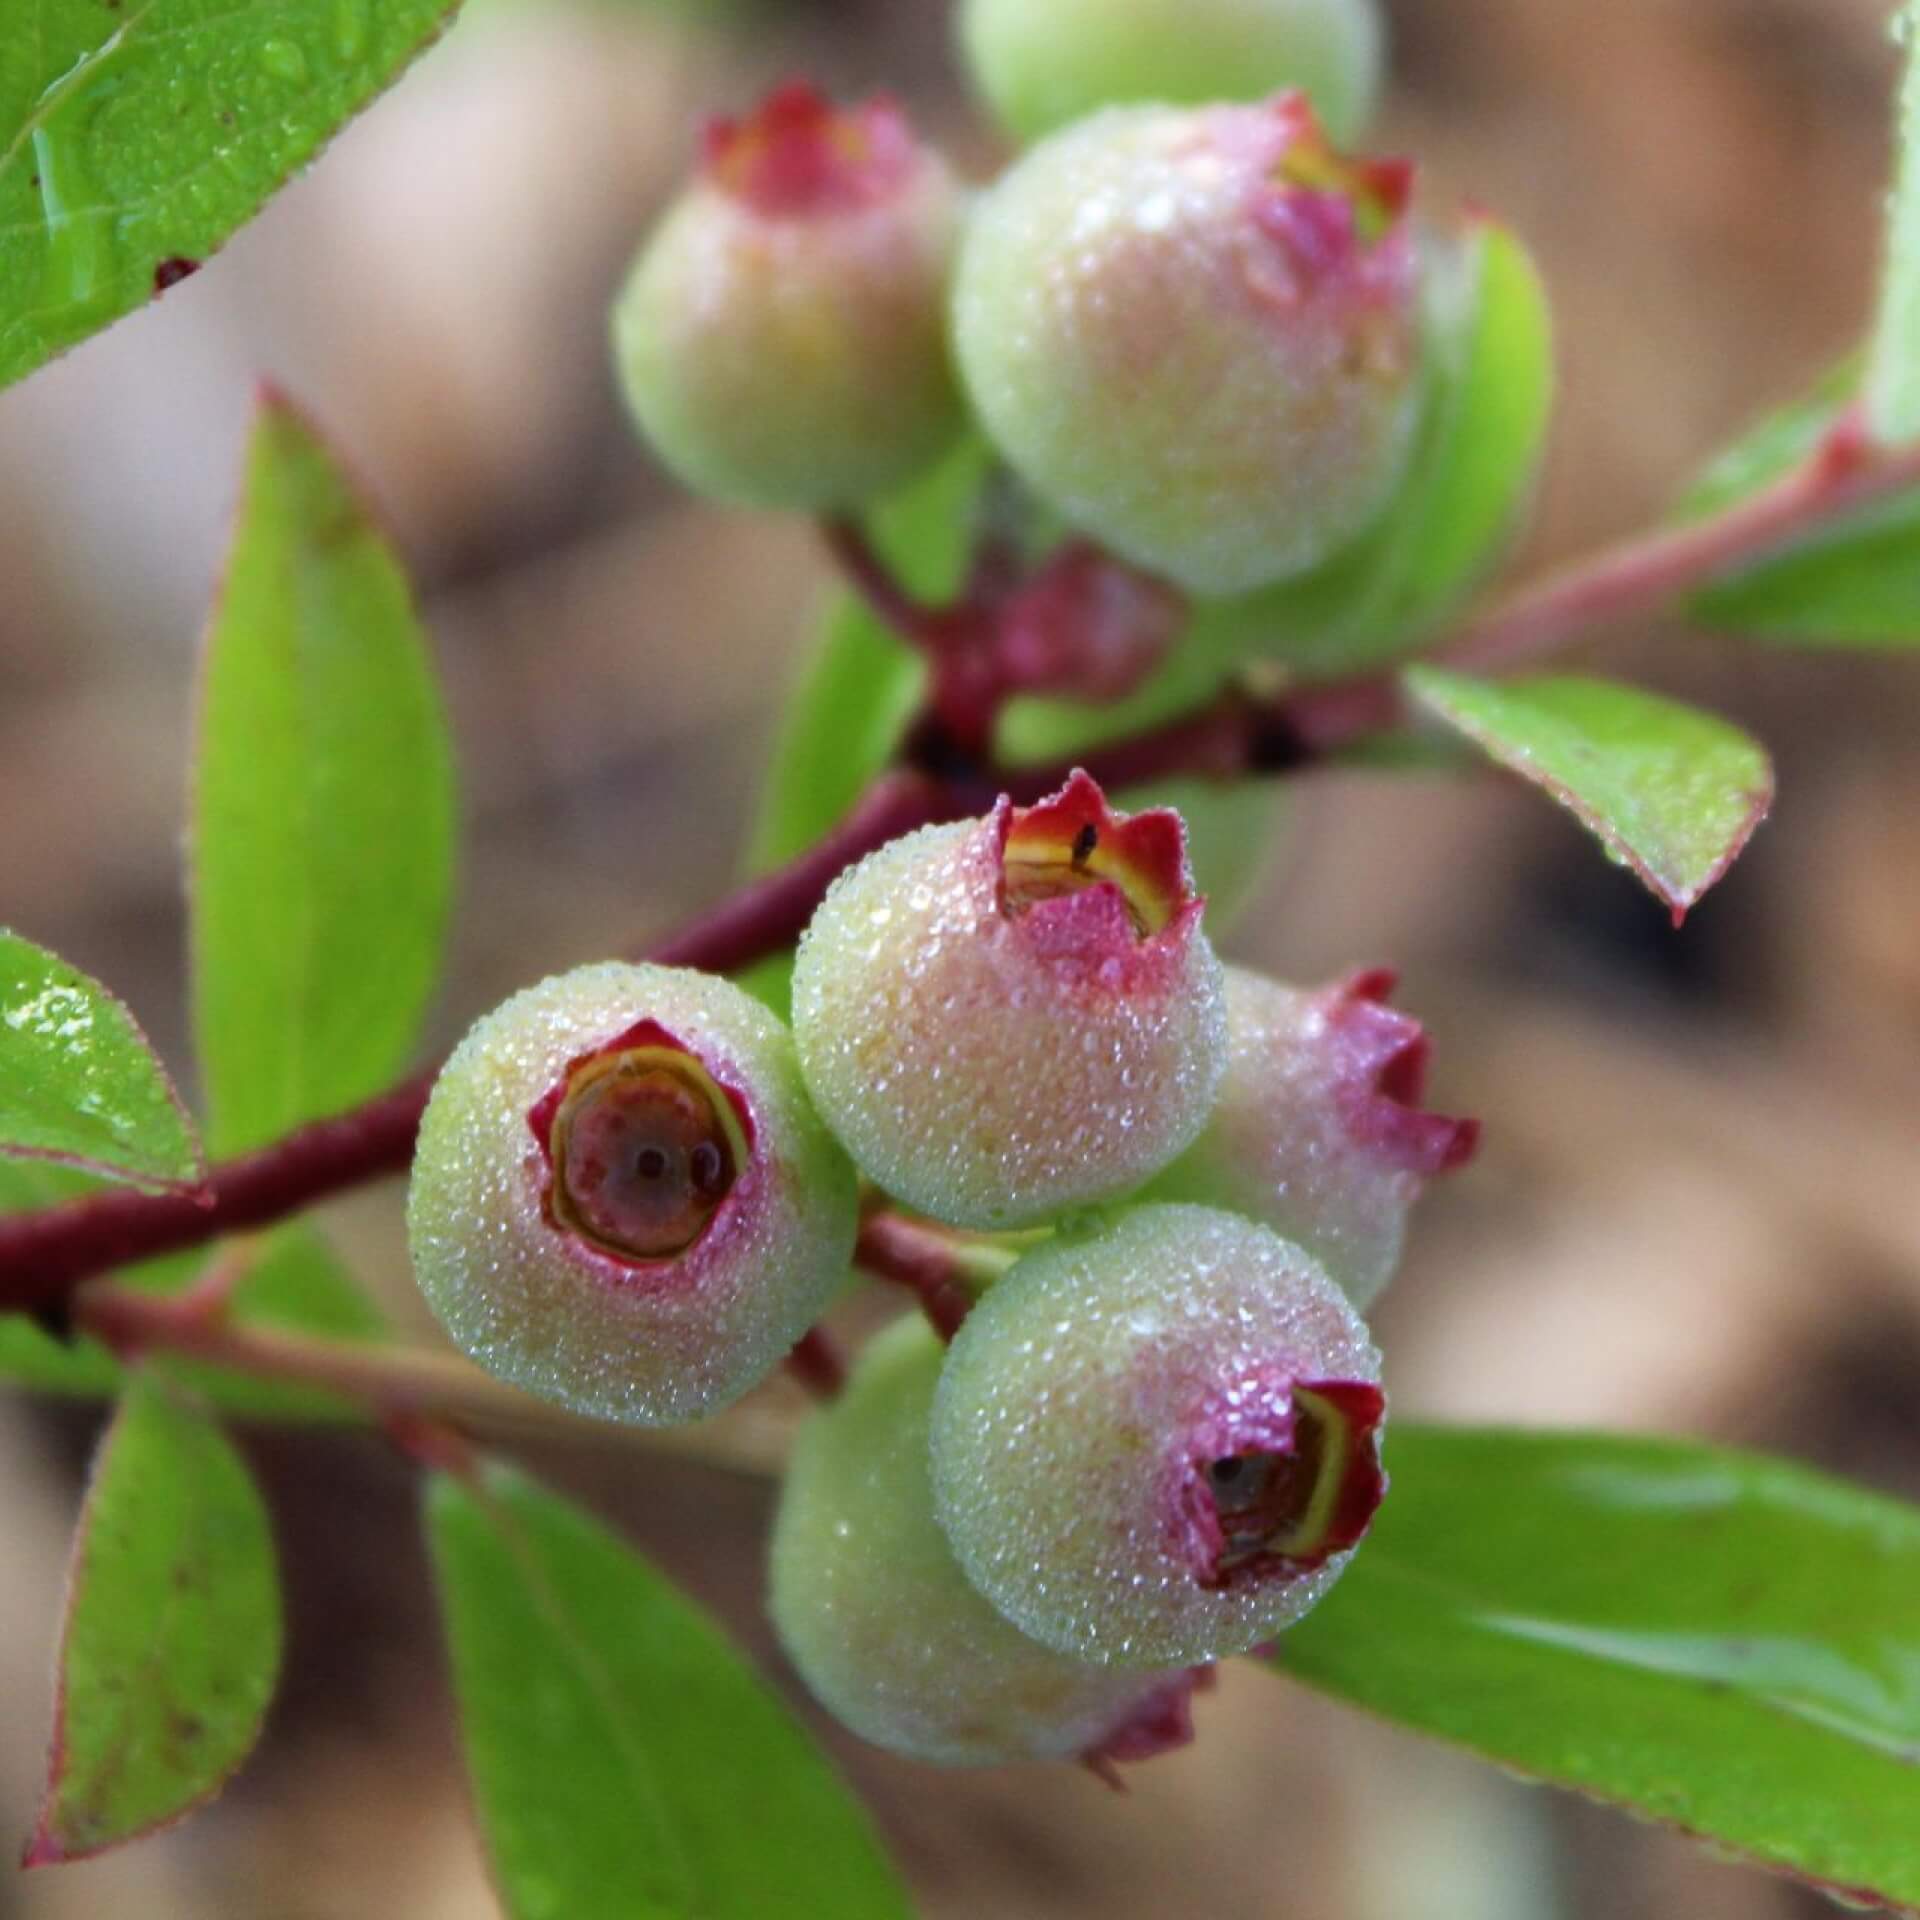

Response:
(611, 82), (967, 511)
(930, 1205), (1385, 1667)
(770, 1316), (1209, 1770)
(407, 962), (858, 1424)
(1146, 967), (1478, 1309)
(953, 95), (1422, 596)
(959, 0), (1383, 148)
(791, 773), (1228, 1229)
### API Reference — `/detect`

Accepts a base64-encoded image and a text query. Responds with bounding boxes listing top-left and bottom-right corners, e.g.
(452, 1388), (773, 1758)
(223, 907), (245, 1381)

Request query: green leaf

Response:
(426, 1463), (909, 1920)
(0, 0), (457, 391)
(0, 1160), (387, 1422)
(1192, 217), (1555, 679)
(0, 930), (202, 1190)
(1867, 2), (1920, 443)
(28, 1373), (281, 1864)
(744, 440), (986, 875)
(192, 393), (455, 1158)
(1274, 1426), (1920, 1913)
(1405, 668), (1773, 920)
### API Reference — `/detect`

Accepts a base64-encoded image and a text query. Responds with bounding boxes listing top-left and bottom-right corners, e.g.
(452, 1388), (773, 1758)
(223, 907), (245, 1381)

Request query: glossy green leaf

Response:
(1193, 217), (1555, 679)
(427, 1463), (909, 1920)
(745, 441), (987, 875)
(28, 1373), (281, 1864)
(0, 1160), (387, 1422)
(192, 394), (455, 1158)
(0, 0), (457, 390)
(1275, 1426), (1920, 1912)
(0, 931), (202, 1190)
(1405, 668), (1773, 919)
(1867, 2), (1920, 443)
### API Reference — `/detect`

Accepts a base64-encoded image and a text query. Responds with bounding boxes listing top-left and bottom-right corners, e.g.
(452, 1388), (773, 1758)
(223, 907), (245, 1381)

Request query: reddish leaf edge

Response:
(1260, 1650), (1919, 1918)
(22, 1373), (276, 1868)
(1404, 675), (1776, 924)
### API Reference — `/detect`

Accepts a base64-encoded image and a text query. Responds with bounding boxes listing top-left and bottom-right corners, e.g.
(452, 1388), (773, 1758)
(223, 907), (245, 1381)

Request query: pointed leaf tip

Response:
(191, 401), (454, 1159)
(1405, 668), (1774, 915)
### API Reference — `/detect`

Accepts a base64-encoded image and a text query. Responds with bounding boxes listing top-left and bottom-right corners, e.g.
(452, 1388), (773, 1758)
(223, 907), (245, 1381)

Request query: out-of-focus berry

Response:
(770, 1316), (1210, 1769)
(612, 82), (966, 510)
(407, 962), (857, 1424)
(953, 94), (1422, 595)
(930, 1205), (1386, 1667)
(791, 773), (1228, 1229)
(959, 0), (1383, 148)
(1146, 967), (1478, 1308)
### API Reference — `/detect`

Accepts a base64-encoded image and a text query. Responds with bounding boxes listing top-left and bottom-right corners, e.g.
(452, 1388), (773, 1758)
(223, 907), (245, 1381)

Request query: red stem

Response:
(854, 1213), (975, 1343)
(784, 1327), (847, 1400)
(1438, 410), (1920, 673)
(821, 519), (958, 654)
(0, 772), (957, 1315)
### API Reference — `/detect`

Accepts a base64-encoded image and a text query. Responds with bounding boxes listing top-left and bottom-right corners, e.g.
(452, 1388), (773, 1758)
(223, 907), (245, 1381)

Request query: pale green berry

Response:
(790, 773), (1228, 1230)
(1145, 967), (1478, 1309)
(930, 1205), (1386, 1667)
(611, 82), (967, 511)
(770, 1316), (1209, 1769)
(959, 0), (1383, 148)
(407, 962), (858, 1424)
(952, 94), (1423, 595)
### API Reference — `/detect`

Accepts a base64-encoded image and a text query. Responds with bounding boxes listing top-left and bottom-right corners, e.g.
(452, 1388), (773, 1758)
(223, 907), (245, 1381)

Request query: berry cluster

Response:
(407, 776), (1473, 1769)
(610, 0), (1453, 612)
(410, 0), (1486, 1776)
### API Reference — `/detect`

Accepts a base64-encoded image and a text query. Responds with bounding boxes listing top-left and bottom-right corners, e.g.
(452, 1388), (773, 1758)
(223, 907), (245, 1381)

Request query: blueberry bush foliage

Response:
(3, 0), (1920, 1911)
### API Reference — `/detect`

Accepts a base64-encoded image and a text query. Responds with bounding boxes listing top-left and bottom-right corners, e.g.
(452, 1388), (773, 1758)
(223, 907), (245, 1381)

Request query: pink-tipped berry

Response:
(612, 82), (967, 511)
(770, 1316), (1210, 1769)
(791, 773), (1228, 1229)
(1147, 966), (1478, 1308)
(407, 962), (858, 1424)
(930, 1205), (1386, 1667)
(953, 94), (1423, 595)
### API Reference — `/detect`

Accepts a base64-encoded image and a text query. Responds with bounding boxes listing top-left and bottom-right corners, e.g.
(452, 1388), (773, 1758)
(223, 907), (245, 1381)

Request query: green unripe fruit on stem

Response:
(931, 1205), (1385, 1668)
(612, 82), (967, 511)
(1145, 967), (1479, 1310)
(953, 94), (1423, 596)
(791, 773), (1228, 1230)
(407, 962), (858, 1424)
(770, 1316), (1209, 1770)
(959, 0), (1383, 148)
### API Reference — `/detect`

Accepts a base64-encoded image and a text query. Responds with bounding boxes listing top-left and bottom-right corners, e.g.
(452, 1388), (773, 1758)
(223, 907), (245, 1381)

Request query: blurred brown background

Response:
(3, 0), (1918, 1913)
